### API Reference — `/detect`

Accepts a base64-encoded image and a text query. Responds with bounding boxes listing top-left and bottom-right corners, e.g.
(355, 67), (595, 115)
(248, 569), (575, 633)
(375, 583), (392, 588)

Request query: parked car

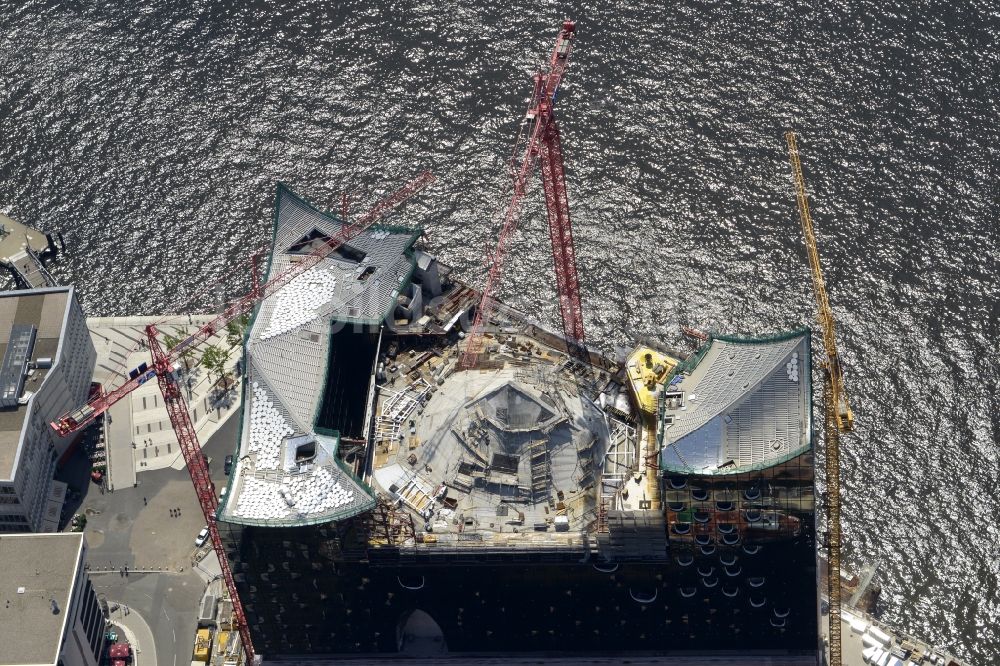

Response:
(224, 455), (234, 475)
(194, 526), (209, 547)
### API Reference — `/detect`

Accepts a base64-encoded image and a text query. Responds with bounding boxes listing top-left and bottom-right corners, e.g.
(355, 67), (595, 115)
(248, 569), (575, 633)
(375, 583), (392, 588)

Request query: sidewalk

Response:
(107, 601), (157, 666)
(88, 316), (243, 491)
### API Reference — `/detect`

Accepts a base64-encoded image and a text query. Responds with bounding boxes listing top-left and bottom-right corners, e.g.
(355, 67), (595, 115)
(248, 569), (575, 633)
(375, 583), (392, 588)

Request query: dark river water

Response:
(2, 1), (997, 661)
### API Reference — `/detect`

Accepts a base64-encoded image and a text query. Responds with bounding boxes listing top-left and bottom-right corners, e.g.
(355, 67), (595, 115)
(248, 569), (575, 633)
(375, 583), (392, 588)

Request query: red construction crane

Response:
(52, 171), (434, 436)
(51, 172), (434, 663)
(459, 20), (585, 368)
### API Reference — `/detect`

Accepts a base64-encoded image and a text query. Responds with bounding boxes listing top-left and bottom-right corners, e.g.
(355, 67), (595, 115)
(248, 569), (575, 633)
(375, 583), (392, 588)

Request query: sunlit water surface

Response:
(1, 1), (997, 661)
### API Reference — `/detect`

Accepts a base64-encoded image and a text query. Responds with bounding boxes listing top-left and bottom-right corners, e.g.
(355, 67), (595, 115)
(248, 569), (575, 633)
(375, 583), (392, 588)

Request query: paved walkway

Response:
(88, 316), (243, 492)
(107, 600), (157, 666)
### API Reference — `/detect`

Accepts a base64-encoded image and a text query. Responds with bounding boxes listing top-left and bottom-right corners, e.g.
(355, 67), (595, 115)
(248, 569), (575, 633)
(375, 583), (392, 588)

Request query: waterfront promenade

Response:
(87, 315), (241, 492)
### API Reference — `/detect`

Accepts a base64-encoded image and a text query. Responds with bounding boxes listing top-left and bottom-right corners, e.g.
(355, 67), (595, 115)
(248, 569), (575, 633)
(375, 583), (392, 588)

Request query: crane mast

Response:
(51, 173), (434, 663)
(460, 20), (585, 368)
(785, 131), (852, 666)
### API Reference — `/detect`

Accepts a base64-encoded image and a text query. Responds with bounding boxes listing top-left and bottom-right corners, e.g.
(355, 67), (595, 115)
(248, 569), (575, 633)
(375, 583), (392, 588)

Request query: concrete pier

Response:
(0, 212), (59, 288)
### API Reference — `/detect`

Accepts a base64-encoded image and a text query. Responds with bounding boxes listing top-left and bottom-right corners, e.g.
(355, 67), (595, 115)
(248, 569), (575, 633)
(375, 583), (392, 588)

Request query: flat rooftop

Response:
(0, 289), (69, 480)
(0, 532), (84, 666)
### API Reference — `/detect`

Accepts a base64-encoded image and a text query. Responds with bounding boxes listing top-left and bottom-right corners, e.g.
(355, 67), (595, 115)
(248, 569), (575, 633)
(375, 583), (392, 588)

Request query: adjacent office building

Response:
(0, 287), (95, 533)
(0, 532), (106, 666)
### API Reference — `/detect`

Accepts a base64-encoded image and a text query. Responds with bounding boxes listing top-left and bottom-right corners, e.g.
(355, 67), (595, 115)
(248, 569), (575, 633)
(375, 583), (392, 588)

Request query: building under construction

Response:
(214, 182), (819, 659)
(46, 21), (832, 664)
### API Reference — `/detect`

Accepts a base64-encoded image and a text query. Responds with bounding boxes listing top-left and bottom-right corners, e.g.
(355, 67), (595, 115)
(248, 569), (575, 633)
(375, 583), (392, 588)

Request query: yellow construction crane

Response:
(785, 132), (854, 433)
(785, 131), (854, 666)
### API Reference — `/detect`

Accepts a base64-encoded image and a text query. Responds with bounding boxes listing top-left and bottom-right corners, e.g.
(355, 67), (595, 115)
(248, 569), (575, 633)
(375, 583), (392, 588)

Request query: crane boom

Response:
(459, 21), (583, 368)
(785, 131), (852, 666)
(785, 132), (854, 432)
(145, 325), (258, 660)
(51, 171), (435, 436)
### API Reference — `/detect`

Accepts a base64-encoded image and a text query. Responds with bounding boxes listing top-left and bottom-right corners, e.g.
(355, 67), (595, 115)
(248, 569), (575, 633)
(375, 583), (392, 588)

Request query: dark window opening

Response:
(491, 453), (519, 475)
(315, 329), (378, 439)
(288, 229), (368, 265)
(296, 441), (317, 463)
(334, 244), (367, 263)
(288, 229), (332, 254)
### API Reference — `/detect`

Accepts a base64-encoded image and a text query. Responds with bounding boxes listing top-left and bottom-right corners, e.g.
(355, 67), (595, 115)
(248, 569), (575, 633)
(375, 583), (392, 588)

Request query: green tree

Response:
(201, 344), (232, 386)
(164, 327), (196, 371)
(225, 314), (250, 349)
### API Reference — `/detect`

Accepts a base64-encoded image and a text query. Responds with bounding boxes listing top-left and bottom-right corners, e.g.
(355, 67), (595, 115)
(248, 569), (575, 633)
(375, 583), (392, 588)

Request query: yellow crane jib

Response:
(784, 131), (855, 433)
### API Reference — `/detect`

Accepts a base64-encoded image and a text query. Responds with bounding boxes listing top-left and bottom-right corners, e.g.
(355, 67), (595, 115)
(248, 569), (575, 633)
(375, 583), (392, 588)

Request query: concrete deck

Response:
(87, 316), (242, 492)
(0, 212), (57, 289)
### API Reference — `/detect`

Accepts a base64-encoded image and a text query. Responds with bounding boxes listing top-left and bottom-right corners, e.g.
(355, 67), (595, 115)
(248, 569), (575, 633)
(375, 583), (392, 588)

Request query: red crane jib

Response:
(460, 20), (584, 368)
(147, 326), (257, 660)
(50, 172), (434, 437)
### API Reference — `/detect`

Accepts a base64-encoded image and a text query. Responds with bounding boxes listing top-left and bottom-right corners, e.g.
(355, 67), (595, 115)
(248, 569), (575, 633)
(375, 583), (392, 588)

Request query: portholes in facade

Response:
(743, 544), (762, 555)
(695, 534), (713, 545)
(699, 544), (716, 556)
(774, 607), (790, 618)
(744, 486), (761, 500)
(680, 587), (697, 598)
(691, 487), (709, 501)
(697, 565), (715, 578)
(398, 575), (426, 591)
(722, 585), (739, 598)
(716, 500), (734, 511)
(719, 551), (738, 566)
(745, 509), (762, 522)
(694, 510), (711, 523)
(718, 523), (736, 534)
(593, 561), (619, 573)
(748, 576), (766, 588)
(750, 595), (767, 608)
(668, 502), (686, 512)
(630, 588), (658, 604)
(724, 565), (742, 577)
(722, 532), (741, 546)
(770, 617), (786, 628)
(672, 522), (691, 535)
(676, 553), (695, 566)
(701, 576), (718, 588)
(669, 477), (687, 489)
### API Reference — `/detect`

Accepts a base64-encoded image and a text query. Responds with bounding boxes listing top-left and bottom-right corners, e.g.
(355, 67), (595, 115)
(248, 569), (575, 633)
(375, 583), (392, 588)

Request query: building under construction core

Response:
(216, 185), (819, 660)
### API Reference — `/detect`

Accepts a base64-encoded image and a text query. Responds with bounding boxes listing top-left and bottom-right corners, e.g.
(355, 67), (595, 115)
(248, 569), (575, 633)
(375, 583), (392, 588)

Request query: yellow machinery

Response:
(625, 346), (678, 511)
(193, 628), (212, 663)
(625, 347), (676, 414)
(785, 131), (854, 666)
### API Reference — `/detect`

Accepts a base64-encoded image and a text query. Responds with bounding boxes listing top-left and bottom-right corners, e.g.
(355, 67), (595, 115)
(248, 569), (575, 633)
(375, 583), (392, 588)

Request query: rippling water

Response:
(2, 1), (997, 661)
